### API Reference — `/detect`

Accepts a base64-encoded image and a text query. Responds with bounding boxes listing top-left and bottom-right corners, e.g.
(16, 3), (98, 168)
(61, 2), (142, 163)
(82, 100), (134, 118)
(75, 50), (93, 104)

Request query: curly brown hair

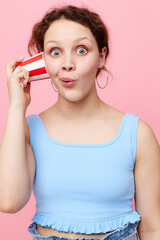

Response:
(28, 5), (111, 77)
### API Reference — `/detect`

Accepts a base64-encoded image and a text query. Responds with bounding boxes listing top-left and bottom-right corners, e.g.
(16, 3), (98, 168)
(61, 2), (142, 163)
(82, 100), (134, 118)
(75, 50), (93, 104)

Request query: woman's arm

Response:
(134, 119), (160, 240)
(0, 58), (35, 213)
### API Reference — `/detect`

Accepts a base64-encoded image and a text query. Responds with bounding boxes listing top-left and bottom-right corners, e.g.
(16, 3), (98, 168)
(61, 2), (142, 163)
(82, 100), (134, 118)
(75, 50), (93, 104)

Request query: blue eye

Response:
(51, 49), (61, 56)
(50, 47), (87, 56)
(77, 47), (87, 55)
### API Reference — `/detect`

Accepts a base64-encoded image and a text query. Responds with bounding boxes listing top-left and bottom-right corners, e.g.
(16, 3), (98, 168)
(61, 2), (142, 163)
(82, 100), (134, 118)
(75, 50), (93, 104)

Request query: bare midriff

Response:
(36, 225), (110, 239)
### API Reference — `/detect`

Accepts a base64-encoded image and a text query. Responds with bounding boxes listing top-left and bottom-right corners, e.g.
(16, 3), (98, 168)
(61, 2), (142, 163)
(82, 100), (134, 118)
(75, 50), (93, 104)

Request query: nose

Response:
(63, 66), (74, 71)
(61, 55), (76, 71)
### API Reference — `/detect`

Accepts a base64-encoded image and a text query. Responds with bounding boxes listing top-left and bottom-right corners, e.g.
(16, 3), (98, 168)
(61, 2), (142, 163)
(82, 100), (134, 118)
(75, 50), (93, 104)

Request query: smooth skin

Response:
(1, 19), (160, 240)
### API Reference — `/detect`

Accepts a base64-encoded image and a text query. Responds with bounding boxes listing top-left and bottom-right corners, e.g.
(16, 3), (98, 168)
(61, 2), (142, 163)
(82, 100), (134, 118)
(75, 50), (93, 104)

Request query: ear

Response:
(98, 47), (107, 68)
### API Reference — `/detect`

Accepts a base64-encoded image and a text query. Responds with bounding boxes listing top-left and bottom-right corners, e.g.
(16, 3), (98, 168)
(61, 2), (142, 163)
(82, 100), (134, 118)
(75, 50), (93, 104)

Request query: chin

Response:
(62, 92), (87, 103)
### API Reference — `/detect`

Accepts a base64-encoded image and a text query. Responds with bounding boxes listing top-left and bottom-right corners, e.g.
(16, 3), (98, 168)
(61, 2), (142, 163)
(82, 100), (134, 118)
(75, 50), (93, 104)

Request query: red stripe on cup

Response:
(29, 67), (48, 77)
(19, 53), (43, 67)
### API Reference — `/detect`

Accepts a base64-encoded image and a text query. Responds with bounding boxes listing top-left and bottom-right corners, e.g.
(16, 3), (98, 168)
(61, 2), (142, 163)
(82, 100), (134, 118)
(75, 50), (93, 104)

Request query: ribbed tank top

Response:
(27, 113), (141, 234)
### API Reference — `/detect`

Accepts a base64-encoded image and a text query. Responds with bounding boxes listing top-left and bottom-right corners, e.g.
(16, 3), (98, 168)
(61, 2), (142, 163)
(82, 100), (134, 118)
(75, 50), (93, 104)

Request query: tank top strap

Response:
(27, 114), (39, 149)
(120, 113), (140, 164)
(130, 114), (140, 162)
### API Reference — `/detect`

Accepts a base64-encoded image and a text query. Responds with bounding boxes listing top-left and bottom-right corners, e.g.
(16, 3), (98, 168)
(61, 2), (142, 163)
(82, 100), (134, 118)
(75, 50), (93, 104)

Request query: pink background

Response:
(0, 0), (160, 239)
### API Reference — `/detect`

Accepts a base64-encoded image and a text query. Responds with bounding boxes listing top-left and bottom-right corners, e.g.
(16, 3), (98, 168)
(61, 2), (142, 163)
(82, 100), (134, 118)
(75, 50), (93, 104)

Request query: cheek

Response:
(44, 58), (60, 77)
(79, 59), (98, 78)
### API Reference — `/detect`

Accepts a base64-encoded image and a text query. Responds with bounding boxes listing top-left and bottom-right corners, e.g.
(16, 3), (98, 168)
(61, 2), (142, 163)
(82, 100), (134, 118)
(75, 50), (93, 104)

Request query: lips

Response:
(60, 77), (76, 87)
(60, 77), (75, 82)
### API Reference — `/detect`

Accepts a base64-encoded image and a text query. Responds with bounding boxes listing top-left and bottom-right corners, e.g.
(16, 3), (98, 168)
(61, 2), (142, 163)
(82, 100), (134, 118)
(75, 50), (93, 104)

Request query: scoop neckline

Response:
(35, 113), (130, 148)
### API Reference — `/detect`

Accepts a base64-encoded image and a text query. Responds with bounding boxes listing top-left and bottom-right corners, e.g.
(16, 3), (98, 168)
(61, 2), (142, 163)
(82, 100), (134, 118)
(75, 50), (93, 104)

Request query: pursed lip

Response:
(60, 77), (76, 82)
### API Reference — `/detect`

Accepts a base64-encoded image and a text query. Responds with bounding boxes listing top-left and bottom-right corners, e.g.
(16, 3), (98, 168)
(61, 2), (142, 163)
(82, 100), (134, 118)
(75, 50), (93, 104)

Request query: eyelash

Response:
(50, 46), (88, 56)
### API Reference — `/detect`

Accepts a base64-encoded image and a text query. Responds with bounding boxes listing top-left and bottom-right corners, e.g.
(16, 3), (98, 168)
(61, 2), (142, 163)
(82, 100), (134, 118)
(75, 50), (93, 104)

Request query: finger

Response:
(6, 58), (24, 77)
(12, 66), (26, 75)
(12, 66), (23, 75)
(21, 68), (29, 76)
(11, 70), (29, 85)
(13, 67), (29, 79)
(22, 77), (30, 86)
(20, 72), (29, 81)
(23, 81), (31, 90)
(12, 72), (30, 84)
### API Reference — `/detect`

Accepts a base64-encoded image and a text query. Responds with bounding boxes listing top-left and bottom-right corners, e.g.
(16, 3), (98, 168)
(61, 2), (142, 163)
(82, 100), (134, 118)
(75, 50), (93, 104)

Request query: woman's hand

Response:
(5, 58), (31, 111)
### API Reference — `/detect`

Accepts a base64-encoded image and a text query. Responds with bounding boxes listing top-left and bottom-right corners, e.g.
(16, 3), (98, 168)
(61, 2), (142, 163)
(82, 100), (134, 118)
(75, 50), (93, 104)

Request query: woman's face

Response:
(44, 19), (106, 102)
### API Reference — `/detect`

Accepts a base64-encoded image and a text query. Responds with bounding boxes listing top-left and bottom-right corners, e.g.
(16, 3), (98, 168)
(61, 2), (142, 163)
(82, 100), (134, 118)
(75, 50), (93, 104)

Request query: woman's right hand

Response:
(5, 58), (31, 111)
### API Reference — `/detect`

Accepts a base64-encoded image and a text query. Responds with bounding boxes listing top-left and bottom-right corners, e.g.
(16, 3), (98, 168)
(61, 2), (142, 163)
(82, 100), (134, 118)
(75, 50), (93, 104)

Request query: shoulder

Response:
(24, 109), (49, 144)
(24, 113), (40, 144)
(136, 118), (160, 162)
(137, 119), (159, 149)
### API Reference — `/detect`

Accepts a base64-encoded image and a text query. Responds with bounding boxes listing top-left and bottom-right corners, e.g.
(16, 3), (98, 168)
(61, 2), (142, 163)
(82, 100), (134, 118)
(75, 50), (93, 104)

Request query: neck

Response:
(53, 85), (104, 121)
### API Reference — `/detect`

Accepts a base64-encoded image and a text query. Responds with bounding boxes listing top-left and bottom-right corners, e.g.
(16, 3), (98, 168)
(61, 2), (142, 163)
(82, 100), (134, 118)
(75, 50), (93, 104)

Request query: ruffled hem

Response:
(31, 210), (141, 234)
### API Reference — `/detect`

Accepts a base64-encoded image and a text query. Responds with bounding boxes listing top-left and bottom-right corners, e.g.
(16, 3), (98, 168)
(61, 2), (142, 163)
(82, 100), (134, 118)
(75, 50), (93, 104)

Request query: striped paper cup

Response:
(16, 52), (50, 82)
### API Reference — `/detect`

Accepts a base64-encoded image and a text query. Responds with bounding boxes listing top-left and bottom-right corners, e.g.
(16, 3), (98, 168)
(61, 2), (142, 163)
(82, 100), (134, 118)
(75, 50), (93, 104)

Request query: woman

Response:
(1, 5), (160, 240)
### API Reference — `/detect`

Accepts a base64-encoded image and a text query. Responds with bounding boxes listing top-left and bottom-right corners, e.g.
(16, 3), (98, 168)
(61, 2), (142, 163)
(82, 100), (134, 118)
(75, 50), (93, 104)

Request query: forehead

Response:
(44, 19), (96, 44)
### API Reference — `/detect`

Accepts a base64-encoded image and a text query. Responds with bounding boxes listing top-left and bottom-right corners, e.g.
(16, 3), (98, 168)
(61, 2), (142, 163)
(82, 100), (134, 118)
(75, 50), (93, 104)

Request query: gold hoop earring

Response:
(96, 67), (109, 89)
(51, 80), (58, 92)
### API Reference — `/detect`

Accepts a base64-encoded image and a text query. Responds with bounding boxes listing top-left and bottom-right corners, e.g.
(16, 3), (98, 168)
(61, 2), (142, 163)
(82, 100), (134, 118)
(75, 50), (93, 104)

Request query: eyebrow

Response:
(45, 37), (93, 45)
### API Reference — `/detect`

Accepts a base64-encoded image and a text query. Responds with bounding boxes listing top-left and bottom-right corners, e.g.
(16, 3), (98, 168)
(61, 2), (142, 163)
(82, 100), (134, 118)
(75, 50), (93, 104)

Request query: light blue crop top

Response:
(27, 113), (141, 234)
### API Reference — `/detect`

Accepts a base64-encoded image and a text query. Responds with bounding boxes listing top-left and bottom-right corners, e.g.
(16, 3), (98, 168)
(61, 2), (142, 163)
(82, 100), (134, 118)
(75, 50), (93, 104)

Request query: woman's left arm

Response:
(134, 119), (160, 240)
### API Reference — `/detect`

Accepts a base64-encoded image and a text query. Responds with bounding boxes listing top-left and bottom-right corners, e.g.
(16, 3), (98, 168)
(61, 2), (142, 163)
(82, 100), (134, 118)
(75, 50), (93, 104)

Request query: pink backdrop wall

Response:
(0, 0), (160, 239)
